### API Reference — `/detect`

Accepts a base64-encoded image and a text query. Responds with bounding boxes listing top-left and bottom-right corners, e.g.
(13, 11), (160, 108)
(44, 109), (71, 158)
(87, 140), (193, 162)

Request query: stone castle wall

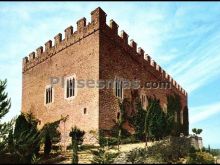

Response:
(21, 7), (189, 148)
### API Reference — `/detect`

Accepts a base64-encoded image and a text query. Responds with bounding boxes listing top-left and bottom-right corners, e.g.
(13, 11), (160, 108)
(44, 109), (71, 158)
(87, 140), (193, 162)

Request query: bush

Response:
(186, 151), (215, 164)
(124, 136), (192, 164)
(126, 148), (146, 164)
(121, 136), (140, 144)
(99, 136), (118, 147)
(91, 148), (119, 164)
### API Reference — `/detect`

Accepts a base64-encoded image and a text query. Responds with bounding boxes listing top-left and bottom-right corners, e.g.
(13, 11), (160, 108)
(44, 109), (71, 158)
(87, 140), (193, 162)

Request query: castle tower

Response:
(22, 7), (188, 148)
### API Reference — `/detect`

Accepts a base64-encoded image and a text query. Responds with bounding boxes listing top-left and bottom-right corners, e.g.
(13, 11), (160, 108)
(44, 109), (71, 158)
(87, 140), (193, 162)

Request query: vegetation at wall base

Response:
(91, 148), (119, 164)
(69, 126), (85, 164)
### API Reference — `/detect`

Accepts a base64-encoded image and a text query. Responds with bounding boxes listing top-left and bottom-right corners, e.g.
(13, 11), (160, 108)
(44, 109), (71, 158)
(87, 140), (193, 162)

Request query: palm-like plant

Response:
(69, 126), (85, 164)
(192, 128), (203, 136)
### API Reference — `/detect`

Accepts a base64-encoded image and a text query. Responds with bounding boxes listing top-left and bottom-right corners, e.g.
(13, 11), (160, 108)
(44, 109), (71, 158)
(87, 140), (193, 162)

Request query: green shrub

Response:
(126, 148), (146, 164)
(186, 151), (215, 164)
(124, 136), (191, 164)
(99, 136), (118, 147)
(91, 148), (119, 164)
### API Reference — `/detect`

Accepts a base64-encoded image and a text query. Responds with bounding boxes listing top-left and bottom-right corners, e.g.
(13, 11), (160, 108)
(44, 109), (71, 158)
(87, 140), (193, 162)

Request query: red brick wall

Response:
(21, 7), (189, 149)
(22, 9), (103, 146)
(99, 19), (188, 134)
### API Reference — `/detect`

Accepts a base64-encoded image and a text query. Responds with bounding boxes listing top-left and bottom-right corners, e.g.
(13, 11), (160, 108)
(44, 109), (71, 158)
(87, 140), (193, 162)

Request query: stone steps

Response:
(57, 142), (151, 164)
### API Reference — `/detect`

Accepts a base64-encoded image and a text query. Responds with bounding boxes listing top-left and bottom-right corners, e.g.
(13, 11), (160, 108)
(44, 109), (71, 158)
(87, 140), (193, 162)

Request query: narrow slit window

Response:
(84, 108), (87, 114)
(45, 86), (53, 104)
(115, 78), (123, 99)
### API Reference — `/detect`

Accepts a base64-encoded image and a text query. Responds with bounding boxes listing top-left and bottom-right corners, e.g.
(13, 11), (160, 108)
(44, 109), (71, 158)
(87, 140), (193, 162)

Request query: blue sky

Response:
(0, 2), (220, 148)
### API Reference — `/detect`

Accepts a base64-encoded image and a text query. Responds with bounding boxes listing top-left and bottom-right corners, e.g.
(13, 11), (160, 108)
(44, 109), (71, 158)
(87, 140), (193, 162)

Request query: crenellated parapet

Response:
(102, 15), (187, 96)
(22, 7), (187, 96)
(22, 7), (107, 73)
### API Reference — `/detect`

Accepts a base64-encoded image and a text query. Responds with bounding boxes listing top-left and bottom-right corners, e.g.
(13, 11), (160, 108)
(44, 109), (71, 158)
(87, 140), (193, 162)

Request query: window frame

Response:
(64, 74), (77, 100)
(114, 77), (124, 100)
(44, 85), (54, 106)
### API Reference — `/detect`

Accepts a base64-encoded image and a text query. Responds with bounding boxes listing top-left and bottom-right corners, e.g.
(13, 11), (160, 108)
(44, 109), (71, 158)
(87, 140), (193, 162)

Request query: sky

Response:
(0, 2), (220, 148)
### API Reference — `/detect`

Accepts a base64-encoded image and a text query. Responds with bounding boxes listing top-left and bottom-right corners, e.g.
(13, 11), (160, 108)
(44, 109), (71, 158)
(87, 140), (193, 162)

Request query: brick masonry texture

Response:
(21, 7), (188, 147)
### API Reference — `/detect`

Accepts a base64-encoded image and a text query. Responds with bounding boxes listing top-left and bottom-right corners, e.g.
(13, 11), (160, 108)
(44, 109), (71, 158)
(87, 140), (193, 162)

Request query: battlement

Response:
(22, 7), (187, 96)
(22, 7), (107, 72)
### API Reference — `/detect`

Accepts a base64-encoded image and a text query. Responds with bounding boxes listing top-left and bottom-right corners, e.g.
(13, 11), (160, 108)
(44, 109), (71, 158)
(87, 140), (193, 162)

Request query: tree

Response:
(7, 129), (14, 153)
(0, 79), (11, 119)
(11, 113), (41, 163)
(166, 93), (182, 136)
(40, 116), (66, 156)
(146, 96), (167, 140)
(0, 79), (12, 154)
(132, 98), (146, 141)
(197, 129), (203, 135)
(14, 113), (34, 139)
(208, 145), (211, 153)
(144, 99), (153, 147)
(192, 128), (203, 136)
(182, 106), (189, 135)
(69, 126), (85, 164)
(12, 128), (41, 163)
(131, 95), (169, 141)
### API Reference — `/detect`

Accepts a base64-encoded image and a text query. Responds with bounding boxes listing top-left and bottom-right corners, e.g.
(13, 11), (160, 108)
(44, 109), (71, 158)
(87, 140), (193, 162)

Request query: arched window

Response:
(45, 85), (54, 105)
(65, 75), (76, 99)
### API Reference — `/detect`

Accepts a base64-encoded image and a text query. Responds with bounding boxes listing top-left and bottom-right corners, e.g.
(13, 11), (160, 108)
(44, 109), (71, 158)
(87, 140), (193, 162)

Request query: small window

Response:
(84, 108), (87, 114)
(115, 77), (123, 99)
(65, 75), (76, 99)
(117, 112), (120, 120)
(45, 85), (53, 105)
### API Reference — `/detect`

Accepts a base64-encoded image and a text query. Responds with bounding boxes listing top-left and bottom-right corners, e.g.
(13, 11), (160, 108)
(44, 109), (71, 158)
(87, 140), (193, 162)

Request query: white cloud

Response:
(190, 102), (220, 124)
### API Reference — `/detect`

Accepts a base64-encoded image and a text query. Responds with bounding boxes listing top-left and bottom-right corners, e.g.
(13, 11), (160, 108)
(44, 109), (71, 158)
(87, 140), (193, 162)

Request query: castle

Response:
(21, 7), (189, 147)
